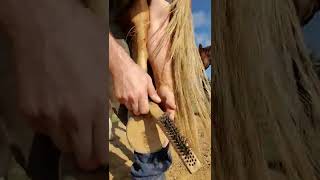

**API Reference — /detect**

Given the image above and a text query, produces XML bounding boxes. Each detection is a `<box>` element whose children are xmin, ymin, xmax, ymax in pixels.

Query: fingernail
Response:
<box><xmin>134</xmin><ymin>111</ymin><xmax>140</xmax><ymax>116</ymax></box>
<box><xmin>152</xmin><ymin>94</ymin><xmax>161</xmax><ymax>102</ymax></box>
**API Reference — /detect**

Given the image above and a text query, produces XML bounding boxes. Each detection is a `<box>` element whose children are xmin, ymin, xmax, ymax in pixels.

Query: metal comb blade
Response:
<box><xmin>157</xmin><ymin>114</ymin><xmax>202</xmax><ymax>173</ymax></box>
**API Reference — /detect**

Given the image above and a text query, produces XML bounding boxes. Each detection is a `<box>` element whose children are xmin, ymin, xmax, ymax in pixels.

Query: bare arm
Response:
<box><xmin>109</xmin><ymin>32</ymin><xmax>161</xmax><ymax>115</ymax></box>
<box><xmin>147</xmin><ymin>0</ymin><xmax>176</xmax><ymax>119</ymax></box>
<box><xmin>109</xmin><ymin>33</ymin><xmax>135</xmax><ymax>78</ymax></box>
<box><xmin>148</xmin><ymin>0</ymin><xmax>172</xmax><ymax>87</ymax></box>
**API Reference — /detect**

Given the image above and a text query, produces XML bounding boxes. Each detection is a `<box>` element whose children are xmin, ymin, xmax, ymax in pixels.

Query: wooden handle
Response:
<box><xmin>149</xmin><ymin>102</ymin><xmax>164</xmax><ymax>119</ymax></box>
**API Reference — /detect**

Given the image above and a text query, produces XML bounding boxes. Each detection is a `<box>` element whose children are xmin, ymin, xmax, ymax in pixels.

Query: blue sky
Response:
<box><xmin>190</xmin><ymin>2</ymin><xmax>320</xmax><ymax>79</ymax></box>
<box><xmin>192</xmin><ymin>0</ymin><xmax>211</xmax><ymax>79</ymax></box>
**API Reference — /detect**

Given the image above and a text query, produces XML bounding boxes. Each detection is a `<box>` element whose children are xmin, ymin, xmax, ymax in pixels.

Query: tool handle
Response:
<box><xmin>149</xmin><ymin>102</ymin><xmax>164</xmax><ymax>119</ymax></box>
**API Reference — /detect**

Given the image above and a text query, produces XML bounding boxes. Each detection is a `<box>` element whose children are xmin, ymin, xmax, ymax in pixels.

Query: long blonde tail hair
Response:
<box><xmin>154</xmin><ymin>0</ymin><xmax>211</xmax><ymax>153</ymax></box>
<box><xmin>213</xmin><ymin>0</ymin><xmax>320</xmax><ymax>179</ymax></box>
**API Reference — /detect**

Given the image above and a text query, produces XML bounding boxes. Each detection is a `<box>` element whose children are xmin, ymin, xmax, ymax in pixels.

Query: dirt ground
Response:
<box><xmin>109</xmin><ymin>118</ymin><xmax>211</xmax><ymax>180</ymax></box>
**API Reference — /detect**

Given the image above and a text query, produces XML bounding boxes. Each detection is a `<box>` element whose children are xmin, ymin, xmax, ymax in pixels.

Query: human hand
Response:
<box><xmin>147</xmin><ymin>0</ymin><xmax>176</xmax><ymax>119</ymax></box>
<box><xmin>157</xmin><ymin>84</ymin><xmax>176</xmax><ymax>120</ymax></box>
<box><xmin>109</xmin><ymin>33</ymin><xmax>161</xmax><ymax>115</ymax></box>
<box><xmin>12</xmin><ymin>1</ymin><xmax>108</xmax><ymax>171</ymax></box>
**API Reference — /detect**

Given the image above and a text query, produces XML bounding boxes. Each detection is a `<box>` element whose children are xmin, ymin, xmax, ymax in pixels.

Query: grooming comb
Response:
<box><xmin>127</xmin><ymin>102</ymin><xmax>202</xmax><ymax>173</ymax></box>
<box><xmin>149</xmin><ymin>102</ymin><xmax>202</xmax><ymax>173</ymax></box>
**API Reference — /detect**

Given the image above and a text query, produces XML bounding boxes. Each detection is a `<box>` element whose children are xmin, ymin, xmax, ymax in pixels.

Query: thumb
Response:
<box><xmin>163</xmin><ymin>91</ymin><xmax>176</xmax><ymax>120</ymax></box>
<box><xmin>167</xmin><ymin>109</ymin><xmax>175</xmax><ymax>120</ymax></box>
<box><xmin>158</xmin><ymin>85</ymin><xmax>176</xmax><ymax>110</ymax></box>
<box><xmin>147</xmin><ymin>80</ymin><xmax>161</xmax><ymax>103</ymax></box>
<box><xmin>164</xmin><ymin>91</ymin><xmax>176</xmax><ymax>110</ymax></box>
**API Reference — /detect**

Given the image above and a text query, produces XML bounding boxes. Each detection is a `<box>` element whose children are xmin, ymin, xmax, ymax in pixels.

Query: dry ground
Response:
<box><xmin>109</xmin><ymin>117</ymin><xmax>211</xmax><ymax>180</ymax></box>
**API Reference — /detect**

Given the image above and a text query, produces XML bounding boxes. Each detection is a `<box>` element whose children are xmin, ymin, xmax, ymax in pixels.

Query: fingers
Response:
<box><xmin>165</xmin><ymin>96</ymin><xmax>176</xmax><ymax>120</ymax></box>
<box><xmin>147</xmin><ymin>78</ymin><xmax>161</xmax><ymax>103</ymax></box>
<box><xmin>135</xmin><ymin>78</ymin><xmax>160</xmax><ymax>115</ymax></box>
<box><xmin>123</xmin><ymin>96</ymin><xmax>143</xmax><ymax>115</ymax></box>
<box><xmin>139</xmin><ymin>93</ymin><xmax>149</xmax><ymax>114</ymax></box>
<box><xmin>132</xmin><ymin>98</ymin><xmax>140</xmax><ymax>115</ymax></box>
<box><xmin>124</xmin><ymin>102</ymin><xmax>132</xmax><ymax>111</ymax></box>
<box><xmin>167</xmin><ymin>109</ymin><xmax>175</xmax><ymax>120</ymax></box>
<box><xmin>133</xmin><ymin>94</ymin><xmax>149</xmax><ymax>115</ymax></box>
<box><xmin>118</xmin><ymin>76</ymin><xmax>161</xmax><ymax>115</ymax></box>
<box><xmin>165</xmin><ymin>95</ymin><xmax>176</xmax><ymax>120</ymax></box>
<box><xmin>157</xmin><ymin>85</ymin><xmax>176</xmax><ymax>120</ymax></box>
<box><xmin>164</xmin><ymin>91</ymin><xmax>176</xmax><ymax>110</ymax></box>
<box><xmin>122</xmin><ymin>77</ymin><xmax>160</xmax><ymax>115</ymax></box>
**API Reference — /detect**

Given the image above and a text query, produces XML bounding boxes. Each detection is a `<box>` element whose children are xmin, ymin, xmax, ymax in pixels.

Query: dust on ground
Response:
<box><xmin>109</xmin><ymin>117</ymin><xmax>211</xmax><ymax>180</ymax></box>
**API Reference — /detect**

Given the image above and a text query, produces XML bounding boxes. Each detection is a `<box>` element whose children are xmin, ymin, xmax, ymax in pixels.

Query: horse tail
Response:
<box><xmin>153</xmin><ymin>0</ymin><xmax>211</xmax><ymax>154</ymax></box>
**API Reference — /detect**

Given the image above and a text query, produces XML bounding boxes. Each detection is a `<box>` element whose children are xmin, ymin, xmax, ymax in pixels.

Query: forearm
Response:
<box><xmin>109</xmin><ymin>33</ymin><xmax>133</xmax><ymax>78</ymax></box>
<box><xmin>147</xmin><ymin>0</ymin><xmax>172</xmax><ymax>87</ymax></box>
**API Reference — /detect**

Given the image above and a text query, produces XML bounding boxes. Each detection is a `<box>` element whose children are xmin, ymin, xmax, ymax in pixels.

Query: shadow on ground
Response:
<box><xmin>109</xmin><ymin>122</ymin><xmax>133</xmax><ymax>180</ymax></box>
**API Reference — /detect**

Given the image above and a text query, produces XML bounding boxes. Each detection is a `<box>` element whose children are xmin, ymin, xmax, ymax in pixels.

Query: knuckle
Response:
<box><xmin>141</xmin><ymin>106</ymin><xmax>149</xmax><ymax>114</ymax></box>
<box><xmin>128</xmin><ymin>93</ymin><xmax>135</xmax><ymax>101</ymax></box>
<box><xmin>117</xmin><ymin>95</ymin><xmax>127</xmax><ymax>103</ymax></box>
<box><xmin>132</xmin><ymin>107</ymin><xmax>138</xmax><ymax>114</ymax></box>
<box><xmin>137</xmin><ymin>89</ymin><xmax>144</xmax><ymax>97</ymax></box>
<box><xmin>146</xmin><ymin>78</ymin><xmax>152</xmax><ymax>85</ymax></box>
<box><xmin>116</xmin><ymin>94</ymin><xmax>123</xmax><ymax>100</ymax></box>
<box><xmin>135</xmin><ymin>111</ymin><xmax>140</xmax><ymax>116</ymax></box>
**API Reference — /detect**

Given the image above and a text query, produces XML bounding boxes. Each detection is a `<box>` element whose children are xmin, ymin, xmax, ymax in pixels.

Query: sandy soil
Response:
<box><xmin>109</xmin><ymin>119</ymin><xmax>211</xmax><ymax>180</ymax></box>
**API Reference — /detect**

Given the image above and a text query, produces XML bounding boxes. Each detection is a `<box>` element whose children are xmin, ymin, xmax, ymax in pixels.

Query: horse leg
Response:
<box><xmin>129</xmin><ymin>0</ymin><xmax>150</xmax><ymax>71</ymax></box>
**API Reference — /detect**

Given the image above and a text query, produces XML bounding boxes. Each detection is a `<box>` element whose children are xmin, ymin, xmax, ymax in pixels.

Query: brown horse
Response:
<box><xmin>198</xmin><ymin>44</ymin><xmax>212</xmax><ymax>70</ymax></box>
<box><xmin>198</xmin><ymin>0</ymin><xmax>319</xmax><ymax>70</ymax></box>
<box><xmin>109</xmin><ymin>0</ymin><xmax>211</xmax><ymax>159</ymax></box>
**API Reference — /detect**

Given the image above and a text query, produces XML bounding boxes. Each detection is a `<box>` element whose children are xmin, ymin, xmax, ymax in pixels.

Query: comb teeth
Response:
<box><xmin>158</xmin><ymin>114</ymin><xmax>201</xmax><ymax>172</ymax></box>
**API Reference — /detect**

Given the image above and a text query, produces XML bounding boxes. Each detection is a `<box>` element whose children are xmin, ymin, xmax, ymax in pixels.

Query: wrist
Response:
<box><xmin>109</xmin><ymin>34</ymin><xmax>133</xmax><ymax>78</ymax></box>
<box><xmin>148</xmin><ymin>43</ymin><xmax>172</xmax><ymax>87</ymax></box>
<box><xmin>151</xmin><ymin>62</ymin><xmax>173</xmax><ymax>88</ymax></box>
